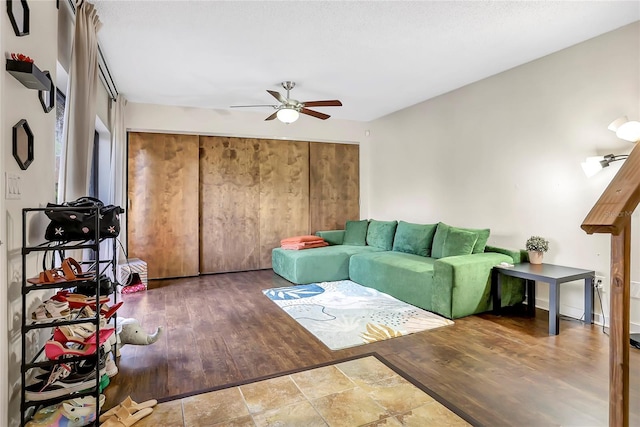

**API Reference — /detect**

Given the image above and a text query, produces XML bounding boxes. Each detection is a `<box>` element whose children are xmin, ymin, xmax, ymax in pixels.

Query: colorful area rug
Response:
<box><xmin>262</xmin><ymin>280</ymin><xmax>454</xmax><ymax>350</ymax></box>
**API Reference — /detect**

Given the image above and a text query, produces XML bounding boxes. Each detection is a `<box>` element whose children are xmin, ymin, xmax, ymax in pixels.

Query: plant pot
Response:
<box><xmin>528</xmin><ymin>250</ymin><xmax>544</xmax><ymax>265</ymax></box>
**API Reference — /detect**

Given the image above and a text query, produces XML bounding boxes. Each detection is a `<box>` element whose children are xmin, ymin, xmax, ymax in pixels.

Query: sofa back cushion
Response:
<box><xmin>392</xmin><ymin>221</ymin><xmax>438</xmax><ymax>257</ymax></box>
<box><xmin>343</xmin><ymin>220</ymin><xmax>369</xmax><ymax>246</ymax></box>
<box><xmin>366</xmin><ymin>220</ymin><xmax>398</xmax><ymax>250</ymax></box>
<box><xmin>431</xmin><ymin>222</ymin><xmax>491</xmax><ymax>258</ymax></box>
<box><xmin>441</xmin><ymin>228</ymin><xmax>478</xmax><ymax>257</ymax></box>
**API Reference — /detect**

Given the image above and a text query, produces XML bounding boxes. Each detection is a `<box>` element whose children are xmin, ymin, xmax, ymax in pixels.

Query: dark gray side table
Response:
<box><xmin>491</xmin><ymin>263</ymin><xmax>595</xmax><ymax>335</ymax></box>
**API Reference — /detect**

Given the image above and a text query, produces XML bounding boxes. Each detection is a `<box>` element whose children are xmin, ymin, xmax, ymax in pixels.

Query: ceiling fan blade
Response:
<box><xmin>301</xmin><ymin>100</ymin><xmax>343</xmax><ymax>107</ymax></box>
<box><xmin>230</xmin><ymin>104</ymin><xmax>278</xmax><ymax>108</ymax></box>
<box><xmin>301</xmin><ymin>108</ymin><xmax>330</xmax><ymax>120</ymax></box>
<box><xmin>265</xmin><ymin>112</ymin><xmax>278</xmax><ymax>121</ymax></box>
<box><xmin>267</xmin><ymin>90</ymin><xmax>286</xmax><ymax>104</ymax></box>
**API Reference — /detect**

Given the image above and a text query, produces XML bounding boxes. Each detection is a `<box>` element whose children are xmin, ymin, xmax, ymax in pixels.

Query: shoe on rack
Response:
<box><xmin>44</xmin><ymin>340</ymin><xmax>99</xmax><ymax>361</ymax></box>
<box><xmin>31</xmin><ymin>300</ymin><xmax>71</xmax><ymax>323</ymax></box>
<box><xmin>76</xmin><ymin>302</ymin><xmax>123</xmax><ymax>321</ymax></box>
<box><xmin>35</xmin><ymin>350</ymin><xmax>108</xmax><ymax>381</ymax></box>
<box><xmin>105</xmin><ymin>358</ymin><xmax>118</xmax><ymax>378</ymax></box>
<box><xmin>59</xmin><ymin>293</ymin><xmax>111</xmax><ymax>310</ymax></box>
<box><xmin>25</xmin><ymin>364</ymin><xmax>99</xmax><ymax>401</ymax></box>
<box><xmin>54</xmin><ymin>324</ymin><xmax>95</xmax><ymax>341</ymax></box>
<box><xmin>25</xmin><ymin>394</ymin><xmax>105</xmax><ymax>427</ymax></box>
<box><xmin>99</xmin><ymin>374</ymin><xmax>110</xmax><ymax>393</ymax></box>
<box><xmin>26</xmin><ymin>269</ymin><xmax>67</xmax><ymax>286</ymax></box>
<box><xmin>61</xmin><ymin>257</ymin><xmax>96</xmax><ymax>281</ymax></box>
<box><xmin>53</xmin><ymin>327</ymin><xmax>115</xmax><ymax>346</ymax></box>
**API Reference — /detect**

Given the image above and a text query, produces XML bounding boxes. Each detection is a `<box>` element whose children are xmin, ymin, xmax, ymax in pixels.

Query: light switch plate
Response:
<box><xmin>6</xmin><ymin>172</ymin><xmax>21</xmax><ymax>200</ymax></box>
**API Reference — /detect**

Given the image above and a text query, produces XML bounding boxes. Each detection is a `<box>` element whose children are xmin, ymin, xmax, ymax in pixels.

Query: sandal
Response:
<box><xmin>100</xmin><ymin>302</ymin><xmax>123</xmax><ymax>319</ymax></box>
<box><xmin>54</xmin><ymin>324</ymin><xmax>95</xmax><ymax>341</ymax></box>
<box><xmin>61</xmin><ymin>257</ymin><xmax>96</xmax><ymax>281</ymax></box>
<box><xmin>53</xmin><ymin>326</ymin><xmax>114</xmax><ymax>346</ymax></box>
<box><xmin>44</xmin><ymin>340</ymin><xmax>99</xmax><ymax>360</ymax></box>
<box><xmin>27</xmin><ymin>269</ymin><xmax>67</xmax><ymax>285</ymax></box>
<box><xmin>31</xmin><ymin>300</ymin><xmax>71</xmax><ymax>323</ymax></box>
<box><xmin>99</xmin><ymin>403</ymin><xmax>154</xmax><ymax>426</ymax></box>
<box><xmin>99</xmin><ymin>396</ymin><xmax>157</xmax><ymax>423</ymax></box>
<box><xmin>78</xmin><ymin>302</ymin><xmax>122</xmax><ymax>321</ymax></box>
<box><xmin>56</xmin><ymin>292</ymin><xmax>111</xmax><ymax>309</ymax></box>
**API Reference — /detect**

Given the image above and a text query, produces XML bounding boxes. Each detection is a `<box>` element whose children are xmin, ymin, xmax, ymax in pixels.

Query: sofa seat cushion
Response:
<box><xmin>272</xmin><ymin>245</ymin><xmax>384</xmax><ymax>285</ymax></box>
<box><xmin>349</xmin><ymin>251</ymin><xmax>436</xmax><ymax>312</ymax></box>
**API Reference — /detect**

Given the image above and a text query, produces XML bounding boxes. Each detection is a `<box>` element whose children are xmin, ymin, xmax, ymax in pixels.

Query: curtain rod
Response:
<box><xmin>66</xmin><ymin>0</ymin><xmax>119</xmax><ymax>101</ymax></box>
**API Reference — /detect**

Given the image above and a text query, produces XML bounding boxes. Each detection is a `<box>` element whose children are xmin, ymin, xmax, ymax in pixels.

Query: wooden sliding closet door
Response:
<box><xmin>259</xmin><ymin>140</ymin><xmax>310</xmax><ymax>268</ymax></box>
<box><xmin>199</xmin><ymin>136</ymin><xmax>260</xmax><ymax>273</ymax></box>
<box><xmin>310</xmin><ymin>142</ymin><xmax>360</xmax><ymax>232</ymax></box>
<box><xmin>127</xmin><ymin>132</ymin><xmax>200</xmax><ymax>279</ymax></box>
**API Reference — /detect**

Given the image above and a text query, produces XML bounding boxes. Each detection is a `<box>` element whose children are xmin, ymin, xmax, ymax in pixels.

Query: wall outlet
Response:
<box><xmin>595</xmin><ymin>275</ymin><xmax>606</xmax><ymax>291</ymax></box>
<box><xmin>5</xmin><ymin>172</ymin><xmax>21</xmax><ymax>200</ymax></box>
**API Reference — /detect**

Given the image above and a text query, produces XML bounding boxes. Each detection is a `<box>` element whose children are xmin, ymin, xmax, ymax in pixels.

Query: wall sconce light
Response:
<box><xmin>581</xmin><ymin>154</ymin><xmax>629</xmax><ymax>177</ymax></box>
<box><xmin>608</xmin><ymin>116</ymin><xmax>640</xmax><ymax>142</ymax></box>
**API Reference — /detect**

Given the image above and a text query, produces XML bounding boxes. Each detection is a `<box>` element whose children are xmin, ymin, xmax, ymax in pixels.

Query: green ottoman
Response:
<box><xmin>272</xmin><ymin>245</ymin><xmax>383</xmax><ymax>284</ymax></box>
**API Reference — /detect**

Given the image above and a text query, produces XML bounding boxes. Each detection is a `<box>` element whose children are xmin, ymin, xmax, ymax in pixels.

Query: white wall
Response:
<box><xmin>1</xmin><ymin>3</ymin><xmax>112</xmax><ymax>424</ymax></box>
<box><xmin>2</xmin><ymin>2</ymin><xmax>58</xmax><ymax>425</ymax></box>
<box><xmin>369</xmin><ymin>22</ymin><xmax>640</xmax><ymax>330</ymax></box>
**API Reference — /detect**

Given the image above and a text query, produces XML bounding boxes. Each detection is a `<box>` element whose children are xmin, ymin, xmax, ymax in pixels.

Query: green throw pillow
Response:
<box><xmin>343</xmin><ymin>220</ymin><xmax>369</xmax><ymax>246</ymax></box>
<box><xmin>431</xmin><ymin>222</ymin><xmax>490</xmax><ymax>258</ymax></box>
<box><xmin>366</xmin><ymin>220</ymin><xmax>398</xmax><ymax>250</ymax></box>
<box><xmin>392</xmin><ymin>221</ymin><xmax>437</xmax><ymax>257</ymax></box>
<box><xmin>461</xmin><ymin>226</ymin><xmax>490</xmax><ymax>254</ymax></box>
<box><xmin>441</xmin><ymin>228</ymin><xmax>478</xmax><ymax>258</ymax></box>
<box><xmin>431</xmin><ymin>223</ymin><xmax>449</xmax><ymax>259</ymax></box>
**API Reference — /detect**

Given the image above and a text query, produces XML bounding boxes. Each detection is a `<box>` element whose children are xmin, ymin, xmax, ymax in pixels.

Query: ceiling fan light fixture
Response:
<box><xmin>277</xmin><ymin>108</ymin><xmax>299</xmax><ymax>124</ymax></box>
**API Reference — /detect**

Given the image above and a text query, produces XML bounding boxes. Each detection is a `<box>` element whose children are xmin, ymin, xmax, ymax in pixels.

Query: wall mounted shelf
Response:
<box><xmin>6</xmin><ymin>59</ymin><xmax>50</xmax><ymax>91</ymax></box>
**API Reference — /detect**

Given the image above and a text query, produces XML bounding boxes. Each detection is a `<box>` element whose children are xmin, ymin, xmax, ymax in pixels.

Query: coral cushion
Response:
<box><xmin>281</xmin><ymin>235</ymin><xmax>325</xmax><ymax>244</ymax></box>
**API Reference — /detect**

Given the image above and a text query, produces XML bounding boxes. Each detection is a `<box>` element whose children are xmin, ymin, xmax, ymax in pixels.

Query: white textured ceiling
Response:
<box><xmin>92</xmin><ymin>1</ymin><xmax>639</xmax><ymax>122</ymax></box>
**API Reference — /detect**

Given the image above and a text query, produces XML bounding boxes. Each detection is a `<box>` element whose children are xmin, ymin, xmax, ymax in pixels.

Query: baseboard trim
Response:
<box><xmin>533</xmin><ymin>298</ymin><xmax>640</xmax><ymax>332</ymax></box>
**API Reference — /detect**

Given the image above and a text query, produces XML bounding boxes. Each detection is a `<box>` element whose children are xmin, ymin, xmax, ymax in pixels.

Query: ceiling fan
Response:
<box><xmin>230</xmin><ymin>81</ymin><xmax>342</xmax><ymax>123</ymax></box>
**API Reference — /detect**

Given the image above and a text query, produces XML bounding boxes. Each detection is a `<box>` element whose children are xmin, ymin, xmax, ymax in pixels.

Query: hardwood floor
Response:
<box><xmin>105</xmin><ymin>270</ymin><xmax>640</xmax><ymax>426</ymax></box>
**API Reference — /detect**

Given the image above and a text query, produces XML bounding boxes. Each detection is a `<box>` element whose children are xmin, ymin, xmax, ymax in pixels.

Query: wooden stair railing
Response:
<box><xmin>581</xmin><ymin>141</ymin><xmax>640</xmax><ymax>427</ymax></box>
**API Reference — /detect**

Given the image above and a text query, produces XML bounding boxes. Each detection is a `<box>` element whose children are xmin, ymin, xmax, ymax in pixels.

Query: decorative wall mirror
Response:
<box><xmin>12</xmin><ymin>119</ymin><xmax>34</xmax><ymax>170</ymax></box>
<box><xmin>39</xmin><ymin>71</ymin><xmax>55</xmax><ymax>113</ymax></box>
<box><xmin>7</xmin><ymin>0</ymin><xmax>30</xmax><ymax>36</ymax></box>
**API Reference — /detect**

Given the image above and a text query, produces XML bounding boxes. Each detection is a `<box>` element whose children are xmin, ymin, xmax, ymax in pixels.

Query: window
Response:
<box><xmin>54</xmin><ymin>89</ymin><xmax>65</xmax><ymax>201</ymax></box>
<box><xmin>54</xmin><ymin>89</ymin><xmax>104</xmax><ymax>201</ymax></box>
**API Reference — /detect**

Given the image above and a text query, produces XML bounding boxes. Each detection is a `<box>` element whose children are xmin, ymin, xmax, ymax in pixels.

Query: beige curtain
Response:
<box><xmin>58</xmin><ymin>0</ymin><xmax>102</xmax><ymax>202</ymax></box>
<box><xmin>108</xmin><ymin>94</ymin><xmax>128</xmax><ymax>263</ymax></box>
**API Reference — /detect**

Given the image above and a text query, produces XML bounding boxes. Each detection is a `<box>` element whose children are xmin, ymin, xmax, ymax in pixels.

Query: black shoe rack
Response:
<box><xmin>19</xmin><ymin>206</ymin><xmax>121</xmax><ymax>426</ymax></box>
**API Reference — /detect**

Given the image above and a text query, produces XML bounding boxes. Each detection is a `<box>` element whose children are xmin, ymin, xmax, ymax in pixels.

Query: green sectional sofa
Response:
<box><xmin>271</xmin><ymin>220</ymin><xmax>525</xmax><ymax>319</ymax></box>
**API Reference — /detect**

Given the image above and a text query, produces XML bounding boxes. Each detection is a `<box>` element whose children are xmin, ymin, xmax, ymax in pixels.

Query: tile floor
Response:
<box><xmin>131</xmin><ymin>355</ymin><xmax>470</xmax><ymax>427</ymax></box>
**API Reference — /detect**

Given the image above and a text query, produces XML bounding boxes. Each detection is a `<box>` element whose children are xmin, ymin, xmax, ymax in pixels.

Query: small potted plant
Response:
<box><xmin>526</xmin><ymin>236</ymin><xmax>549</xmax><ymax>264</ymax></box>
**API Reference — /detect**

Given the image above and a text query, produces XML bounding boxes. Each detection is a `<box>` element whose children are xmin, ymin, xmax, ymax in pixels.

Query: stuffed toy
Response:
<box><xmin>115</xmin><ymin>317</ymin><xmax>162</xmax><ymax>356</ymax></box>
